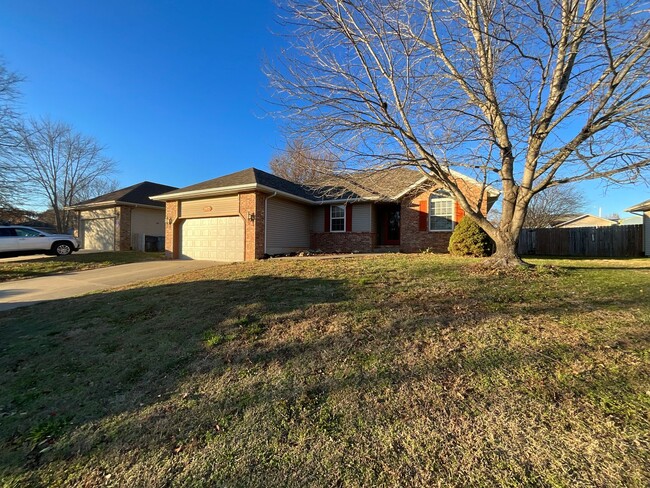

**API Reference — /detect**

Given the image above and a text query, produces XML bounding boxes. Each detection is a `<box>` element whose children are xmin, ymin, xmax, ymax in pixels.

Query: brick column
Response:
<box><xmin>116</xmin><ymin>206</ymin><xmax>133</xmax><ymax>251</ymax></box>
<box><xmin>239</xmin><ymin>191</ymin><xmax>265</xmax><ymax>261</ymax></box>
<box><xmin>165</xmin><ymin>201</ymin><xmax>180</xmax><ymax>259</ymax></box>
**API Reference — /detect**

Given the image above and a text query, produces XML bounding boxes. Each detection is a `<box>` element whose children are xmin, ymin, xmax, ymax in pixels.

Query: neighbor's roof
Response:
<box><xmin>68</xmin><ymin>181</ymin><xmax>178</xmax><ymax>210</ymax></box>
<box><xmin>152</xmin><ymin>166</ymin><xmax>500</xmax><ymax>204</ymax></box>
<box><xmin>625</xmin><ymin>199</ymin><xmax>650</xmax><ymax>213</ymax></box>
<box><xmin>553</xmin><ymin>213</ymin><xmax>617</xmax><ymax>228</ymax></box>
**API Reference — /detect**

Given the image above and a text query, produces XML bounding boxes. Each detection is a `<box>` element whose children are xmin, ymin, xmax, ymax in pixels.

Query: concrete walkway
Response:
<box><xmin>0</xmin><ymin>260</ymin><xmax>218</xmax><ymax>312</ymax></box>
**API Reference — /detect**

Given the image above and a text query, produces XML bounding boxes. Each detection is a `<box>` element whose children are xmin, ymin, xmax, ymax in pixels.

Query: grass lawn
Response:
<box><xmin>0</xmin><ymin>254</ymin><xmax>648</xmax><ymax>486</ymax></box>
<box><xmin>0</xmin><ymin>251</ymin><xmax>165</xmax><ymax>282</ymax></box>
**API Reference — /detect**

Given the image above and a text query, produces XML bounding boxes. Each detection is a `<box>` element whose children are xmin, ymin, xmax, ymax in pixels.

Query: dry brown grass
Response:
<box><xmin>1</xmin><ymin>254</ymin><xmax>648</xmax><ymax>486</ymax></box>
<box><xmin>0</xmin><ymin>251</ymin><xmax>165</xmax><ymax>282</ymax></box>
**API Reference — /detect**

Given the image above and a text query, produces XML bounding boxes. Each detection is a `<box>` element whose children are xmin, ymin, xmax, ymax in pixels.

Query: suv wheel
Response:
<box><xmin>53</xmin><ymin>242</ymin><xmax>73</xmax><ymax>256</ymax></box>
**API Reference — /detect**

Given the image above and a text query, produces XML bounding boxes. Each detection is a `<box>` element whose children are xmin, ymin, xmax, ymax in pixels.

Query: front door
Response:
<box><xmin>380</xmin><ymin>206</ymin><xmax>400</xmax><ymax>245</ymax></box>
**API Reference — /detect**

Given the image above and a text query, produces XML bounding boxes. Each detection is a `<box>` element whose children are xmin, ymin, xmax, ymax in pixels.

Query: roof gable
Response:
<box><xmin>553</xmin><ymin>214</ymin><xmax>617</xmax><ymax>227</ymax></box>
<box><xmin>154</xmin><ymin>168</ymin><xmax>317</xmax><ymax>202</ymax></box>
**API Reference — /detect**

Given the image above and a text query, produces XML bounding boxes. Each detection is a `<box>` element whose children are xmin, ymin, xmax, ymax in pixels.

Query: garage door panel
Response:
<box><xmin>180</xmin><ymin>217</ymin><xmax>244</xmax><ymax>261</ymax></box>
<box><xmin>82</xmin><ymin>218</ymin><xmax>115</xmax><ymax>251</ymax></box>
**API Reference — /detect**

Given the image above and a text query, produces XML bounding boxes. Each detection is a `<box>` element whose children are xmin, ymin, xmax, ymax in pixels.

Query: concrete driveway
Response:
<box><xmin>0</xmin><ymin>260</ymin><xmax>218</xmax><ymax>312</ymax></box>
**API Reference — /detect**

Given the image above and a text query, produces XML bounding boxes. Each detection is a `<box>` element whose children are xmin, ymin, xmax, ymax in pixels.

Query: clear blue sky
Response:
<box><xmin>1</xmin><ymin>0</ymin><xmax>647</xmax><ymax>217</ymax></box>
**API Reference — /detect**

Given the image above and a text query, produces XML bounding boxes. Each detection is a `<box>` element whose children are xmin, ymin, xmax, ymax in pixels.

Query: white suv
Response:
<box><xmin>0</xmin><ymin>226</ymin><xmax>80</xmax><ymax>257</ymax></box>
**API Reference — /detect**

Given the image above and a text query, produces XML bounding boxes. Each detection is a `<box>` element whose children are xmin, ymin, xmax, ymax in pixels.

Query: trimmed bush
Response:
<box><xmin>448</xmin><ymin>217</ymin><xmax>492</xmax><ymax>257</ymax></box>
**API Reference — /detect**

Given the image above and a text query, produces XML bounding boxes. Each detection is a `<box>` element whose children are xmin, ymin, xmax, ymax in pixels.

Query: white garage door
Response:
<box><xmin>180</xmin><ymin>217</ymin><xmax>245</xmax><ymax>261</ymax></box>
<box><xmin>82</xmin><ymin>218</ymin><xmax>115</xmax><ymax>251</ymax></box>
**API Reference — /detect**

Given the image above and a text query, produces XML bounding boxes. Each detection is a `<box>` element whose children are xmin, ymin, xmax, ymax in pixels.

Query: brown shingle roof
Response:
<box><xmin>308</xmin><ymin>167</ymin><xmax>426</xmax><ymax>200</ymax></box>
<box><xmin>69</xmin><ymin>181</ymin><xmax>178</xmax><ymax>209</ymax></box>
<box><xmin>152</xmin><ymin>166</ymin><xmax>498</xmax><ymax>204</ymax></box>
<box><xmin>154</xmin><ymin>168</ymin><xmax>318</xmax><ymax>201</ymax></box>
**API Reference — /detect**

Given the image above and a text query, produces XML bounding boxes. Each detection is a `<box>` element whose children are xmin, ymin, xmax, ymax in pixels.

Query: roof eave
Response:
<box><xmin>65</xmin><ymin>200</ymin><xmax>118</xmax><ymax>211</ymax></box>
<box><xmin>624</xmin><ymin>202</ymin><xmax>650</xmax><ymax>213</ymax></box>
<box><xmin>65</xmin><ymin>200</ymin><xmax>164</xmax><ymax>211</ymax></box>
<box><xmin>151</xmin><ymin>183</ymin><xmax>319</xmax><ymax>205</ymax></box>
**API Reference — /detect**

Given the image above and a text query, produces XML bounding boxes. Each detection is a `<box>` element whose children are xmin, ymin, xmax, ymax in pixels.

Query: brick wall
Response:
<box><xmin>400</xmin><ymin>181</ymin><xmax>488</xmax><ymax>253</ymax></box>
<box><xmin>311</xmin><ymin>232</ymin><xmax>375</xmax><ymax>253</ymax></box>
<box><xmin>116</xmin><ymin>206</ymin><xmax>132</xmax><ymax>251</ymax></box>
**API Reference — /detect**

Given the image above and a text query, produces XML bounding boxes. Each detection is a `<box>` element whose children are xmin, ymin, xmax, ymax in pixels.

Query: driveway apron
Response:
<box><xmin>0</xmin><ymin>260</ymin><xmax>219</xmax><ymax>311</ymax></box>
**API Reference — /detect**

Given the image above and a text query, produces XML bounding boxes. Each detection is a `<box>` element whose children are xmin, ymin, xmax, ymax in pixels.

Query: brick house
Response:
<box><xmin>151</xmin><ymin>167</ymin><xmax>500</xmax><ymax>261</ymax></box>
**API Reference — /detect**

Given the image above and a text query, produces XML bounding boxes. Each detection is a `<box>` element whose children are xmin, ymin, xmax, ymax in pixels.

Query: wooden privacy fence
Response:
<box><xmin>518</xmin><ymin>225</ymin><xmax>644</xmax><ymax>257</ymax></box>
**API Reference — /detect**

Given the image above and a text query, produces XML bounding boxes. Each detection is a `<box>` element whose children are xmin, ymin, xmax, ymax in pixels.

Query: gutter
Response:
<box><xmin>65</xmin><ymin>200</ymin><xmax>164</xmax><ymax>211</ymax></box>
<box><xmin>264</xmin><ymin>192</ymin><xmax>277</xmax><ymax>255</ymax></box>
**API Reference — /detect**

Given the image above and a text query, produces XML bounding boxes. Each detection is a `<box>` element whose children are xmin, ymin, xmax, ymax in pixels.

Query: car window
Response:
<box><xmin>0</xmin><ymin>228</ymin><xmax>17</xmax><ymax>237</ymax></box>
<box><xmin>14</xmin><ymin>228</ymin><xmax>42</xmax><ymax>237</ymax></box>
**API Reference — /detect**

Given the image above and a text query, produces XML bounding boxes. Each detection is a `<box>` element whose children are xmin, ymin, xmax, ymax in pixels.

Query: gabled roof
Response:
<box><xmin>308</xmin><ymin>167</ymin><xmax>500</xmax><ymax>210</ymax></box>
<box><xmin>153</xmin><ymin>168</ymin><xmax>317</xmax><ymax>202</ymax></box>
<box><xmin>152</xmin><ymin>166</ymin><xmax>500</xmax><ymax>205</ymax></box>
<box><xmin>68</xmin><ymin>181</ymin><xmax>178</xmax><ymax>210</ymax></box>
<box><xmin>625</xmin><ymin>199</ymin><xmax>650</xmax><ymax>213</ymax></box>
<box><xmin>553</xmin><ymin>214</ymin><xmax>617</xmax><ymax>228</ymax></box>
<box><xmin>308</xmin><ymin>167</ymin><xmax>424</xmax><ymax>200</ymax></box>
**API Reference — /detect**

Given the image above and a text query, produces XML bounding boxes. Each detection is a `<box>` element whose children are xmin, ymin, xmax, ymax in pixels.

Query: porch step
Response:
<box><xmin>373</xmin><ymin>246</ymin><xmax>400</xmax><ymax>254</ymax></box>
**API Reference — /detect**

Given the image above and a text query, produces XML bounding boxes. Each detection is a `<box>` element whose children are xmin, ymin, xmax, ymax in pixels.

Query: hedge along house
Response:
<box><xmin>152</xmin><ymin>167</ymin><xmax>499</xmax><ymax>262</ymax></box>
<box><xmin>68</xmin><ymin>181</ymin><xmax>178</xmax><ymax>251</ymax></box>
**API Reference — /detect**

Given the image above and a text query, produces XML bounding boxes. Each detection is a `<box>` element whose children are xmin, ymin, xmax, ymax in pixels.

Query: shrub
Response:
<box><xmin>448</xmin><ymin>217</ymin><xmax>493</xmax><ymax>257</ymax></box>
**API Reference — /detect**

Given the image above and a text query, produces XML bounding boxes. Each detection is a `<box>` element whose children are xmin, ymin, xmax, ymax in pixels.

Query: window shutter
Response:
<box><xmin>346</xmin><ymin>205</ymin><xmax>353</xmax><ymax>232</ymax></box>
<box><xmin>419</xmin><ymin>200</ymin><xmax>428</xmax><ymax>231</ymax></box>
<box><xmin>324</xmin><ymin>205</ymin><xmax>330</xmax><ymax>232</ymax></box>
<box><xmin>455</xmin><ymin>201</ymin><xmax>465</xmax><ymax>222</ymax></box>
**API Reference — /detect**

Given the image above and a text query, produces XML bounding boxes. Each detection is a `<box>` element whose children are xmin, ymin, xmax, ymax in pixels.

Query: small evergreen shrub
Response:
<box><xmin>448</xmin><ymin>217</ymin><xmax>493</xmax><ymax>257</ymax></box>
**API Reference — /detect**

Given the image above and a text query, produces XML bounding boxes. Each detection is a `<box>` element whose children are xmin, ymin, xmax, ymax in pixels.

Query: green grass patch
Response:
<box><xmin>0</xmin><ymin>251</ymin><xmax>165</xmax><ymax>282</ymax></box>
<box><xmin>0</xmin><ymin>254</ymin><xmax>648</xmax><ymax>486</ymax></box>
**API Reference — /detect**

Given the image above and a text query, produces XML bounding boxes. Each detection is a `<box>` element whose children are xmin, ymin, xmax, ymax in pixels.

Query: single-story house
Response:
<box><xmin>553</xmin><ymin>214</ymin><xmax>618</xmax><ymax>228</ymax></box>
<box><xmin>68</xmin><ymin>181</ymin><xmax>177</xmax><ymax>251</ymax></box>
<box><xmin>151</xmin><ymin>167</ymin><xmax>499</xmax><ymax>261</ymax></box>
<box><xmin>624</xmin><ymin>199</ymin><xmax>650</xmax><ymax>256</ymax></box>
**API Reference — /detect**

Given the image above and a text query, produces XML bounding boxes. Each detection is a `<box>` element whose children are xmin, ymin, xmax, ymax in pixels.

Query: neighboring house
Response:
<box><xmin>618</xmin><ymin>214</ymin><xmax>643</xmax><ymax>226</ymax></box>
<box><xmin>68</xmin><ymin>181</ymin><xmax>178</xmax><ymax>251</ymax></box>
<box><xmin>624</xmin><ymin>199</ymin><xmax>650</xmax><ymax>256</ymax></box>
<box><xmin>151</xmin><ymin>167</ymin><xmax>499</xmax><ymax>261</ymax></box>
<box><xmin>552</xmin><ymin>214</ymin><xmax>618</xmax><ymax>228</ymax></box>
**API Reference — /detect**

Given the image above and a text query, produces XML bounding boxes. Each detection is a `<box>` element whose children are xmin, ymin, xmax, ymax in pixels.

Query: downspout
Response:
<box><xmin>264</xmin><ymin>192</ymin><xmax>277</xmax><ymax>255</ymax></box>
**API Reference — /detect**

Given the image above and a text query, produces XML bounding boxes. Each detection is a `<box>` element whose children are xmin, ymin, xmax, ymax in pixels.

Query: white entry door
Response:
<box><xmin>180</xmin><ymin>217</ymin><xmax>245</xmax><ymax>261</ymax></box>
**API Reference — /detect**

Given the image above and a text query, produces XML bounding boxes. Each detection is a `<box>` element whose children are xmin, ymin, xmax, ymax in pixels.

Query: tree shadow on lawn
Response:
<box><xmin>19</xmin><ymin>304</ymin><xmax>648</xmax><ymax>486</ymax></box>
<box><xmin>0</xmin><ymin>274</ymin><xmax>346</xmax><ymax>474</ymax></box>
<box><xmin>1</xmin><ymin>270</ymin><xmax>646</xmax><ymax>484</ymax></box>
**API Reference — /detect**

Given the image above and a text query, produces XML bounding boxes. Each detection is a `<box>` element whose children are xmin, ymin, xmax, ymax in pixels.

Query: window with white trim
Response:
<box><xmin>429</xmin><ymin>191</ymin><xmax>455</xmax><ymax>231</ymax></box>
<box><xmin>330</xmin><ymin>205</ymin><xmax>345</xmax><ymax>232</ymax></box>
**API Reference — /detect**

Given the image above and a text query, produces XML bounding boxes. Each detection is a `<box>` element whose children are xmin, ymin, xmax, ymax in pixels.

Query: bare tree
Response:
<box><xmin>524</xmin><ymin>185</ymin><xmax>587</xmax><ymax>228</ymax></box>
<box><xmin>15</xmin><ymin>118</ymin><xmax>116</xmax><ymax>233</ymax></box>
<box><xmin>269</xmin><ymin>139</ymin><xmax>340</xmax><ymax>183</ymax></box>
<box><xmin>0</xmin><ymin>59</ymin><xmax>24</xmax><ymax>208</ymax></box>
<box><xmin>268</xmin><ymin>0</ymin><xmax>650</xmax><ymax>266</ymax></box>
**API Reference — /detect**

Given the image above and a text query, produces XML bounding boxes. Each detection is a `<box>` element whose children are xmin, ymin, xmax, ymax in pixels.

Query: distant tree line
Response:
<box><xmin>0</xmin><ymin>58</ymin><xmax>116</xmax><ymax>233</ymax></box>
